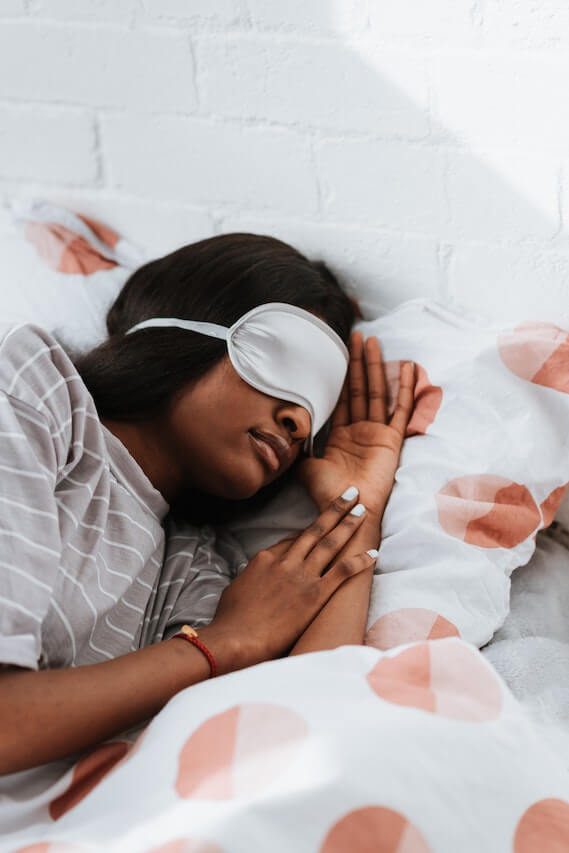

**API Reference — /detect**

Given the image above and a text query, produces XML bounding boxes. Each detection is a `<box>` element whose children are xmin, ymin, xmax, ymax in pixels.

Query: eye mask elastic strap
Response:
<box><xmin>126</xmin><ymin>317</ymin><xmax>229</xmax><ymax>340</ymax></box>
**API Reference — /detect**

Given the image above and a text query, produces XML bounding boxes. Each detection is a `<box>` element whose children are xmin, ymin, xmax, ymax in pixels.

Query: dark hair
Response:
<box><xmin>74</xmin><ymin>232</ymin><xmax>355</xmax><ymax>522</ymax></box>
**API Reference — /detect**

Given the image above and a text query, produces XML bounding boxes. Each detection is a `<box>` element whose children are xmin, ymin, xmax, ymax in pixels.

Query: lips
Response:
<box><xmin>249</xmin><ymin>430</ymin><xmax>291</xmax><ymax>473</ymax></box>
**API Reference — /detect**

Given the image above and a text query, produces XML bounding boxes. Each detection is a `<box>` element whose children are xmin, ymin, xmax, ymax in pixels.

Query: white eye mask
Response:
<box><xmin>126</xmin><ymin>302</ymin><xmax>349</xmax><ymax>455</ymax></box>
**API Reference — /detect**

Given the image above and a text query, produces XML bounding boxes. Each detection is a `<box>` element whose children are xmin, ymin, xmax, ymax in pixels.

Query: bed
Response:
<box><xmin>1</xmin><ymin>202</ymin><xmax>569</xmax><ymax>852</ymax></box>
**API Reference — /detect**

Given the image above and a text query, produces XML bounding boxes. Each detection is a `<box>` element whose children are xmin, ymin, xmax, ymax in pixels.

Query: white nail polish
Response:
<box><xmin>350</xmin><ymin>503</ymin><xmax>366</xmax><ymax>517</ymax></box>
<box><xmin>341</xmin><ymin>485</ymin><xmax>358</xmax><ymax>501</ymax></box>
<box><xmin>366</xmin><ymin>549</ymin><xmax>379</xmax><ymax>558</ymax></box>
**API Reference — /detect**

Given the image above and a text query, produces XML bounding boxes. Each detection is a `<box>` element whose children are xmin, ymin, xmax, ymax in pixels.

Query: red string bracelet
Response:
<box><xmin>172</xmin><ymin>625</ymin><xmax>217</xmax><ymax>678</ymax></box>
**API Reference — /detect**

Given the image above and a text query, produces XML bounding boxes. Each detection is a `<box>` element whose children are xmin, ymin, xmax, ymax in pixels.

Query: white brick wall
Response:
<box><xmin>1</xmin><ymin>0</ymin><xmax>569</xmax><ymax>323</ymax></box>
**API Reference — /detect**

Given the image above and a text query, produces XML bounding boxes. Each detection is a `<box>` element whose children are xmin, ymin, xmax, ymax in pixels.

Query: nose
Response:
<box><xmin>276</xmin><ymin>402</ymin><xmax>311</xmax><ymax>443</ymax></box>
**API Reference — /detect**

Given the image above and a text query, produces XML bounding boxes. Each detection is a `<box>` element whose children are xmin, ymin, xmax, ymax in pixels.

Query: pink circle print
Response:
<box><xmin>365</xmin><ymin>609</ymin><xmax>460</xmax><ymax>651</ymax></box>
<box><xmin>49</xmin><ymin>741</ymin><xmax>130</xmax><ymax>821</ymax></box>
<box><xmin>366</xmin><ymin>640</ymin><xmax>503</xmax><ymax>721</ymax></box>
<box><xmin>498</xmin><ymin>322</ymin><xmax>569</xmax><ymax>394</ymax></box>
<box><xmin>320</xmin><ymin>805</ymin><xmax>430</xmax><ymax>853</ymax></box>
<box><xmin>436</xmin><ymin>474</ymin><xmax>541</xmax><ymax>548</ymax></box>
<box><xmin>540</xmin><ymin>484</ymin><xmax>568</xmax><ymax>529</ymax></box>
<box><xmin>148</xmin><ymin>841</ymin><xmax>223</xmax><ymax>853</ymax></box>
<box><xmin>384</xmin><ymin>360</ymin><xmax>442</xmax><ymax>437</ymax></box>
<box><xmin>13</xmin><ymin>845</ymin><xmax>84</xmax><ymax>853</ymax></box>
<box><xmin>176</xmin><ymin>703</ymin><xmax>308</xmax><ymax>800</ymax></box>
<box><xmin>25</xmin><ymin>215</ymin><xmax>118</xmax><ymax>275</ymax></box>
<box><xmin>514</xmin><ymin>799</ymin><xmax>569</xmax><ymax>852</ymax></box>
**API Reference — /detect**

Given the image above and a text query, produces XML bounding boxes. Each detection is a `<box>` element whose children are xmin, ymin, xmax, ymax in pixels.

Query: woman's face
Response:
<box><xmin>164</xmin><ymin>355</ymin><xmax>312</xmax><ymax>499</ymax></box>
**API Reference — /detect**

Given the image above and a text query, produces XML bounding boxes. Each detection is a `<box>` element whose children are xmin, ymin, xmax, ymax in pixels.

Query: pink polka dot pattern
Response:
<box><xmin>540</xmin><ymin>484</ymin><xmax>568</xmax><ymax>529</ymax></box>
<box><xmin>319</xmin><ymin>805</ymin><xmax>431</xmax><ymax>853</ymax></box>
<box><xmin>49</xmin><ymin>741</ymin><xmax>130</xmax><ymax>821</ymax></box>
<box><xmin>25</xmin><ymin>217</ymin><xmax>118</xmax><ymax>275</ymax></box>
<box><xmin>436</xmin><ymin>474</ymin><xmax>541</xmax><ymax>548</ymax></box>
<box><xmin>176</xmin><ymin>703</ymin><xmax>308</xmax><ymax>800</ymax></box>
<box><xmin>365</xmin><ymin>609</ymin><xmax>460</xmax><ymax>651</ymax></box>
<box><xmin>148</xmin><ymin>840</ymin><xmax>223</xmax><ymax>853</ymax></box>
<box><xmin>366</xmin><ymin>641</ymin><xmax>503</xmax><ymax>721</ymax></box>
<box><xmin>13</xmin><ymin>845</ymin><xmax>83</xmax><ymax>853</ymax></box>
<box><xmin>77</xmin><ymin>214</ymin><xmax>119</xmax><ymax>249</ymax></box>
<box><xmin>514</xmin><ymin>799</ymin><xmax>569</xmax><ymax>852</ymax></box>
<box><xmin>384</xmin><ymin>360</ymin><xmax>442</xmax><ymax>437</ymax></box>
<box><xmin>498</xmin><ymin>322</ymin><xmax>569</xmax><ymax>394</ymax></box>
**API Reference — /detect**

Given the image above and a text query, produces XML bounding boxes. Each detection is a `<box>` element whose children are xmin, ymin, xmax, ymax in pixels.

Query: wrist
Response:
<box><xmin>198</xmin><ymin>623</ymin><xmax>261</xmax><ymax>676</ymax></box>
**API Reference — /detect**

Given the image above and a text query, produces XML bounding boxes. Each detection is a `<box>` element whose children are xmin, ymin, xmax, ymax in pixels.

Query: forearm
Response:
<box><xmin>0</xmin><ymin>623</ymin><xmax>242</xmax><ymax>775</ymax></box>
<box><xmin>289</xmin><ymin>513</ymin><xmax>379</xmax><ymax>655</ymax></box>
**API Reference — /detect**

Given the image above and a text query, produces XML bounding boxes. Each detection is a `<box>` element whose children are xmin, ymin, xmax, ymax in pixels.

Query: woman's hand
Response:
<box><xmin>205</xmin><ymin>488</ymin><xmax>377</xmax><ymax>670</ymax></box>
<box><xmin>297</xmin><ymin>331</ymin><xmax>415</xmax><ymax>520</ymax></box>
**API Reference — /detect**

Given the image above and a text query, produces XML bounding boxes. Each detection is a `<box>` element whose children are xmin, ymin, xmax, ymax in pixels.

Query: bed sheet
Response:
<box><xmin>2</xmin><ymin>539</ymin><xmax>569</xmax><ymax>851</ymax></box>
<box><xmin>2</xmin><ymin>638</ymin><xmax>569</xmax><ymax>853</ymax></box>
<box><xmin>483</xmin><ymin>525</ymin><xmax>569</xmax><ymax>765</ymax></box>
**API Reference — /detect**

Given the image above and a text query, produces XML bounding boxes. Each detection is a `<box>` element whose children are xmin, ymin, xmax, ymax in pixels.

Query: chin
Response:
<box><xmin>213</xmin><ymin>469</ymin><xmax>265</xmax><ymax>501</ymax></box>
<box><xmin>229</xmin><ymin>481</ymin><xmax>260</xmax><ymax>500</ymax></box>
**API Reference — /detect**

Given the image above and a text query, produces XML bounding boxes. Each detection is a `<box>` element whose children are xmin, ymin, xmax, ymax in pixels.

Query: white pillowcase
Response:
<box><xmin>0</xmin><ymin>199</ymin><xmax>140</xmax><ymax>351</ymax></box>
<box><xmin>228</xmin><ymin>299</ymin><xmax>569</xmax><ymax>650</ymax></box>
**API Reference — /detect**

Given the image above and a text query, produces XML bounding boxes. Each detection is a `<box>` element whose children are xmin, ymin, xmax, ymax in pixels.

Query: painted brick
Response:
<box><xmin>0</xmin><ymin>22</ymin><xmax>196</xmax><ymax>111</ymax></box>
<box><xmin>450</xmin><ymin>243</ymin><xmax>569</xmax><ymax>325</ymax></box>
<box><xmin>29</xmin><ymin>0</ymin><xmax>135</xmax><ymax>23</ymax></box>
<box><xmin>482</xmin><ymin>0</ymin><xmax>569</xmax><ymax>49</ymax></box>
<box><xmin>217</xmin><ymin>213</ymin><xmax>441</xmax><ymax>315</ymax></box>
<box><xmin>197</xmin><ymin>36</ymin><xmax>429</xmax><ymax>138</ymax></box>
<box><xmin>367</xmin><ymin>0</ymin><xmax>481</xmax><ymax>42</ymax></box>
<box><xmin>143</xmin><ymin>0</ymin><xmax>248</xmax><ymax>27</ymax></box>
<box><xmin>247</xmin><ymin>0</ymin><xmax>368</xmax><ymax>35</ymax></box>
<box><xmin>102</xmin><ymin>116</ymin><xmax>318</xmax><ymax>213</ymax></box>
<box><xmin>556</xmin><ymin>161</ymin><xmax>569</xmax><ymax>251</ymax></box>
<box><xmin>0</xmin><ymin>0</ymin><xmax>26</xmax><ymax>15</ymax></box>
<box><xmin>0</xmin><ymin>107</ymin><xmax>96</xmax><ymax>185</ymax></box>
<box><xmin>434</xmin><ymin>52</ymin><xmax>569</xmax><ymax>152</ymax></box>
<box><xmin>317</xmin><ymin>139</ymin><xmax>447</xmax><ymax>234</ymax></box>
<box><xmin>446</xmin><ymin>149</ymin><xmax>560</xmax><ymax>243</ymax></box>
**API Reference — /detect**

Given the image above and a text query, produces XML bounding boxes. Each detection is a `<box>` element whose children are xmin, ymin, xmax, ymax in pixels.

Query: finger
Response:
<box><xmin>264</xmin><ymin>535</ymin><xmax>297</xmax><ymax>559</ymax></box>
<box><xmin>365</xmin><ymin>336</ymin><xmax>388</xmax><ymax>423</ymax></box>
<box><xmin>287</xmin><ymin>486</ymin><xmax>360</xmax><ymax>562</ymax></box>
<box><xmin>304</xmin><ymin>501</ymin><xmax>368</xmax><ymax>576</ymax></box>
<box><xmin>389</xmin><ymin>361</ymin><xmax>416</xmax><ymax>436</ymax></box>
<box><xmin>320</xmin><ymin>550</ymin><xmax>378</xmax><ymax>595</ymax></box>
<box><xmin>331</xmin><ymin>376</ymin><xmax>350</xmax><ymax>427</ymax></box>
<box><xmin>349</xmin><ymin>331</ymin><xmax>368</xmax><ymax>422</ymax></box>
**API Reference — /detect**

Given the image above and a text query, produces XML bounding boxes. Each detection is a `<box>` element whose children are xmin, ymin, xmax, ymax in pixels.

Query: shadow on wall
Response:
<box><xmin>3</xmin><ymin>3</ymin><xmax>569</xmax><ymax>325</ymax></box>
<box><xmin>207</xmin><ymin>5</ymin><xmax>569</xmax><ymax>325</ymax></box>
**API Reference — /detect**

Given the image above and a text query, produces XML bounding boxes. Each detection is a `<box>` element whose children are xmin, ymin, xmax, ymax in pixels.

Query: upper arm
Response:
<box><xmin>0</xmin><ymin>326</ymin><xmax>80</xmax><ymax>669</ymax></box>
<box><xmin>0</xmin><ymin>395</ymin><xmax>62</xmax><ymax>669</ymax></box>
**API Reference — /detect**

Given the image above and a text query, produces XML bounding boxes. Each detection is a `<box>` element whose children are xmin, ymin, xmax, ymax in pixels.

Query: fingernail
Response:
<box><xmin>350</xmin><ymin>503</ymin><xmax>366</xmax><ymax>517</ymax></box>
<box><xmin>341</xmin><ymin>485</ymin><xmax>358</xmax><ymax>501</ymax></box>
<box><xmin>367</xmin><ymin>549</ymin><xmax>379</xmax><ymax>559</ymax></box>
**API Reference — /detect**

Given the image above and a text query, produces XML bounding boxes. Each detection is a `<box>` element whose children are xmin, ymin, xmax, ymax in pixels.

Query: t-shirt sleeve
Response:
<box><xmin>155</xmin><ymin>522</ymin><xmax>248</xmax><ymax>641</ymax></box>
<box><xmin>0</xmin><ymin>324</ymin><xmax>85</xmax><ymax>669</ymax></box>
<box><xmin>0</xmin><ymin>393</ymin><xmax>62</xmax><ymax>669</ymax></box>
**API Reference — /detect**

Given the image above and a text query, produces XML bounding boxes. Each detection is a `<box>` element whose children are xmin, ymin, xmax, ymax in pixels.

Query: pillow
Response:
<box><xmin>0</xmin><ymin>198</ymin><xmax>142</xmax><ymax>350</ymax></box>
<box><xmin>4</xmin><ymin>202</ymin><xmax>569</xmax><ymax>650</ymax></box>
<box><xmin>227</xmin><ymin>299</ymin><xmax>569</xmax><ymax>650</ymax></box>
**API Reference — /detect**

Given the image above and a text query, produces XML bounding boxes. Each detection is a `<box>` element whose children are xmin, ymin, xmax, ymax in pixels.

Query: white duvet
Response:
<box><xmin>2</xmin><ymin>632</ymin><xmax>569</xmax><ymax>852</ymax></box>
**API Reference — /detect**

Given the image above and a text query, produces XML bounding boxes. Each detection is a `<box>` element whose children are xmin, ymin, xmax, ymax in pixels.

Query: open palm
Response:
<box><xmin>297</xmin><ymin>331</ymin><xmax>416</xmax><ymax>519</ymax></box>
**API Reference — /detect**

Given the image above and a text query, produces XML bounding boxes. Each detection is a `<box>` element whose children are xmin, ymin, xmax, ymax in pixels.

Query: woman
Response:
<box><xmin>0</xmin><ymin>233</ymin><xmax>414</xmax><ymax>776</ymax></box>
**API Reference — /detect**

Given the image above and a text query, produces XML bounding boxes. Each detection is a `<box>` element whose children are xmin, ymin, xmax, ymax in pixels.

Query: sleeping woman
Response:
<box><xmin>0</xmin><ymin>233</ymin><xmax>415</xmax><ymax>775</ymax></box>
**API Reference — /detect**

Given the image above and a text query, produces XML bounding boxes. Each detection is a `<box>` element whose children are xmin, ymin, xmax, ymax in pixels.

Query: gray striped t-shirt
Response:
<box><xmin>0</xmin><ymin>323</ymin><xmax>247</xmax><ymax>671</ymax></box>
